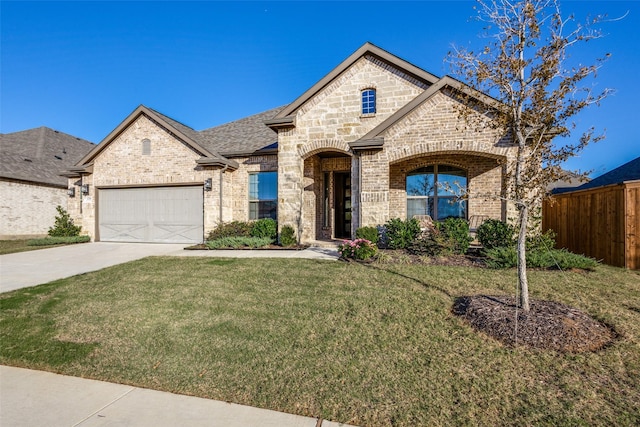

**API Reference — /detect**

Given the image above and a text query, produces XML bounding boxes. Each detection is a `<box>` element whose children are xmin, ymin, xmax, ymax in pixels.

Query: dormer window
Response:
<box><xmin>361</xmin><ymin>89</ymin><xmax>376</xmax><ymax>115</ymax></box>
<box><xmin>142</xmin><ymin>138</ymin><xmax>151</xmax><ymax>155</ymax></box>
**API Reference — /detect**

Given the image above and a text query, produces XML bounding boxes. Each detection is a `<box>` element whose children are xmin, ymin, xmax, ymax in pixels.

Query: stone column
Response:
<box><xmin>359</xmin><ymin>150</ymin><xmax>390</xmax><ymax>227</ymax></box>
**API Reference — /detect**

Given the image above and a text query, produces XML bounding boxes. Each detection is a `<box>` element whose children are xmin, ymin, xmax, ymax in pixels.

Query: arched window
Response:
<box><xmin>361</xmin><ymin>89</ymin><xmax>376</xmax><ymax>114</ymax></box>
<box><xmin>142</xmin><ymin>138</ymin><xmax>151</xmax><ymax>155</ymax></box>
<box><xmin>406</xmin><ymin>165</ymin><xmax>467</xmax><ymax>220</ymax></box>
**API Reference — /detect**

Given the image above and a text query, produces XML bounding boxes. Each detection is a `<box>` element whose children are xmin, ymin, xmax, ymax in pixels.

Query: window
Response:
<box><xmin>361</xmin><ymin>89</ymin><xmax>376</xmax><ymax>114</ymax></box>
<box><xmin>406</xmin><ymin>165</ymin><xmax>467</xmax><ymax>220</ymax></box>
<box><xmin>142</xmin><ymin>139</ymin><xmax>151</xmax><ymax>155</ymax></box>
<box><xmin>249</xmin><ymin>172</ymin><xmax>277</xmax><ymax>220</ymax></box>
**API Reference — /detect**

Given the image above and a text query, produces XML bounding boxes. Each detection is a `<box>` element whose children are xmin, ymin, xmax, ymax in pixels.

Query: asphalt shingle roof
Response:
<box><xmin>197</xmin><ymin>106</ymin><xmax>285</xmax><ymax>156</ymax></box>
<box><xmin>0</xmin><ymin>127</ymin><xmax>94</xmax><ymax>187</ymax></box>
<box><xmin>575</xmin><ymin>156</ymin><xmax>640</xmax><ymax>191</ymax></box>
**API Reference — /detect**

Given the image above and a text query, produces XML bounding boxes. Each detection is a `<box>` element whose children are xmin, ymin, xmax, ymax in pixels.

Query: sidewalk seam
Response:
<box><xmin>72</xmin><ymin>386</ymin><xmax>136</xmax><ymax>426</ymax></box>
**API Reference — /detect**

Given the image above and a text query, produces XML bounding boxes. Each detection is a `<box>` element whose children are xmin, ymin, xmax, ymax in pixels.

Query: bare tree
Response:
<box><xmin>449</xmin><ymin>0</ymin><xmax>612</xmax><ymax>311</ymax></box>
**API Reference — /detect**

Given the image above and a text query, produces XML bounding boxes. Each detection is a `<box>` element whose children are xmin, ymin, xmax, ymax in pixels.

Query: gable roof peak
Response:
<box><xmin>269</xmin><ymin>42</ymin><xmax>441</xmax><ymax>123</ymax></box>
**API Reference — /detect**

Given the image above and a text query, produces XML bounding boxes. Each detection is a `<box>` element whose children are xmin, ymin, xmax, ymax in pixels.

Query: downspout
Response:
<box><xmin>219</xmin><ymin>165</ymin><xmax>228</xmax><ymax>224</ymax></box>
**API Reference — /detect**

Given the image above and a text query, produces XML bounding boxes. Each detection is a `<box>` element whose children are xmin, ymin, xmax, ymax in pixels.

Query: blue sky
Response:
<box><xmin>1</xmin><ymin>1</ymin><xmax>638</xmax><ymax>177</ymax></box>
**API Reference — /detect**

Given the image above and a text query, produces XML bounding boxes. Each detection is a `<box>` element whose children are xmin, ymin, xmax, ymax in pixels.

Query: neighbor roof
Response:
<box><xmin>0</xmin><ymin>127</ymin><xmax>94</xmax><ymax>187</ymax></box>
<box><xmin>573</xmin><ymin>156</ymin><xmax>640</xmax><ymax>191</ymax></box>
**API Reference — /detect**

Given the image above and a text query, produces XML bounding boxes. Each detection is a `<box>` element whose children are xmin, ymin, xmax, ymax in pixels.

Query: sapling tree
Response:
<box><xmin>449</xmin><ymin>0</ymin><xmax>612</xmax><ymax>311</ymax></box>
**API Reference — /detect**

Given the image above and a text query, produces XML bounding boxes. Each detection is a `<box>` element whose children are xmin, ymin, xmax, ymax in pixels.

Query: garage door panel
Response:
<box><xmin>99</xmin><ymin>186</ymin><xmax>203</xmax><ymax>244</ymax></box>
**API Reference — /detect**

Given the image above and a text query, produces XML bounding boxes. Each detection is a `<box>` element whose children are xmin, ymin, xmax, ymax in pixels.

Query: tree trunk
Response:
<box><xmin>517</xmin><ymin>204</ymin><xmax>530</xmax><ymax>312</ymax></box>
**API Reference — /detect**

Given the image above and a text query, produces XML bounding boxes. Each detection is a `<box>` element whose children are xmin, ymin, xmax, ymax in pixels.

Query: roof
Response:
<box><xmin>574</xmin><ymin>156</ymin><xmax>640</xmax><ymax>191</ymax></box>
<box><xmin>0</xmin><ymin>127</ymin><xmax>94</xmax><ymax>187</ymax></box>
<box><xmin>73</xmin><ymin>105</ymin><xmax>285</xmax><ymax>172</ymax></box>
<box><xmin>198</xmin><ymin>106</ymin><xmax>285</xmax><ymax>156</ymax></box>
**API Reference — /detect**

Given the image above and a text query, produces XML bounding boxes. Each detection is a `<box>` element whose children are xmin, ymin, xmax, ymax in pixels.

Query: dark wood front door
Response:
<box><xmin>334</xmin><ymin>172</ymin><xmax>352</xmax><ymax>238</ymax></box>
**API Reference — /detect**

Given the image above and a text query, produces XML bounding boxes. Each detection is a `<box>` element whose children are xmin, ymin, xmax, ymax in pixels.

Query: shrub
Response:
<box><xmin>207</xmin><ymin>221</ymin><xmax>252</xmax><ymax>240</ymax></box>
<box><xmin>205</xmin><ymin>236</ymin><xmax>272</xmax><ymax>249</ymax></box>
<box><xmin>477</xmin><ymin>219</ymin><xmax>515</xmax><ymax>249</ymax></box>
<box><xmin>526</xmin><ymin>229</ymin><xmax>556</xmax><ymax>252</ymax></box>
<box><xmin>279</xmin><ymin>225</ymin><xmax>297</xmax><ymax>247</ymax></box>
<box><xmin>435</xmin><ymin>218</ymin><xmax>473</xmax><ymax>254</ymax></box>
<box><xmin>355</xmin><ymin>226</ymin><xmax>379</xmax><ymax>245</ymax></box>
<box><xmin>48</xmin><ymin>206</ymin><xmax>81</xmax><ymax>237</ymax></box>
<box><xmin>27</xmin><ymin>235</ymin><xmax>90</xmax><ymax>246</ymax></box>
<box><xmin>484</xmin><ymin>246</ymin><xmax>598</xmax><ymax>270</ymax></box>
<box><xmin>338</xmin><ymin>238</ymin><xmax>378</xmax><ymax>260</ymax></box>
<box><xmin>250</xmin><ymin>218</ymin><xmax>277</xmax><ymax>241</ymax></box>
<box><xmin>385</xmin><ymin>217</ymin><xmax>420</xmax><ymax>249</ymax></box>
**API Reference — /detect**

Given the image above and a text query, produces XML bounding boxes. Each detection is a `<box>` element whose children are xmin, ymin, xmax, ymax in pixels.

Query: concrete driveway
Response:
<box><xmin>0</xmin><ymin>242</ymin><xmax>185</xmax><ymax>293</ymax></box>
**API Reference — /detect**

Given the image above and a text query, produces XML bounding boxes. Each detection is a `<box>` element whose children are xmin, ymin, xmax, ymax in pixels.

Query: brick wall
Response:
<box><xmin>0</xmin><ymin>180</ymin><xmax>67</xmax><ymax>238</ymax></box>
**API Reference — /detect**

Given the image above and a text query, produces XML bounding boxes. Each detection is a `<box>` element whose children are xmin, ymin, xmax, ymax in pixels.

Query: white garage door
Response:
<box><xmin>99</xmin><ymin>186</ymin><xmax>203</xmax><ymax>243</ymax></box>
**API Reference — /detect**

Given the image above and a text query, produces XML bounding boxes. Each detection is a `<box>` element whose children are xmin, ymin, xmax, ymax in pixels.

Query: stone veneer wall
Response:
<box><xmin>278</xmin><ymin>56</ymin><xmax>428</xmax><ymax>242</ymax></box>
<box><xmin>389</xmin><ymin>154</ymin><xmax>504</xmax><ymax>221</ymax></box>
<box><xmin>0</xmin><ymin>180</ymin><xmax>67</xmax><ymax>239</ymax></box>
<box><xmin>228</xmin><ymin>155</ymin><xmax>278</xmax><ymax>222</ymax></box>
<box><xmin>67</xmin><ymin>115</ymin><xmax>216</xmax><ymax>241</ymax></box>
<box><xmin>358</xmin><ymin>90</ymin><xmax>518</xmax><ymax>227</ymax></box>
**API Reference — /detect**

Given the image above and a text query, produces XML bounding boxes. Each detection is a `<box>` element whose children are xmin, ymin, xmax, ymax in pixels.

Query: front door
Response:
<box><xmin>334</xmin><ymin>172</ymin><xmax>352</xmax><ymax>238</ymax></box>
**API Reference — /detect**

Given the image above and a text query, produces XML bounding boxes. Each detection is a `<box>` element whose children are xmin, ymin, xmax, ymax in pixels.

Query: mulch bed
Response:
<box><xmin>452</xmin><ymin>295</ymin><xmax>617</xmax><ymax>353</ymax></box>
<box><xmin>184</xmin><ymin>244</ymin><xmax>309</xmax><ymax>250</ymax></box>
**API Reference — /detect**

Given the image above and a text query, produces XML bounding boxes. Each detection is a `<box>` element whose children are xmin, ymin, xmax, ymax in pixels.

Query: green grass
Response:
<box><xmin>1</xmin><ymin>258</ymin><xmax>639</xmax><ymax>426</ymax></box>
<box><xmin>0</xmin><ymin>240</ymin><xmax>54</xmax><ymax>255</ymax></box>
<box><xmin>0</xmin><ymin>237</ymin><xmax>89</xmax><ymax>254</ymax></box>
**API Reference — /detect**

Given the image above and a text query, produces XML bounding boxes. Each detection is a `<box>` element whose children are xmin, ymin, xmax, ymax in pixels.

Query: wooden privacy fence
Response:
<box><xmin>542</xmin><ymin>180</ymin><xmax>640</xmax><ymax>269</ymax></box>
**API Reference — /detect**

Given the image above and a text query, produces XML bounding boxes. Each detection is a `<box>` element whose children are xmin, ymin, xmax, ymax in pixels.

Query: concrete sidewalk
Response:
<box><xmin>0</xmin><ymin>365</ymin><xmax>354</xmax><ymax>427</ymax></box>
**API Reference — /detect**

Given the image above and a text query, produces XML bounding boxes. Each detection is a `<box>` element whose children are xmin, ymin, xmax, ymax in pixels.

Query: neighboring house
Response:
<box><xmin>0</xmin><ymin>127</ymin><xmax>94</xmax><ymax>239</ymax></box>
<box><xmin>64</xmin><ymin>42</ymin><xmax>521</xmax><ymax>244</ymax></box>
<box><xmin>543</xmin><ymin>156</ymin><xmax>640</xmax><ymax>269</ymax></box>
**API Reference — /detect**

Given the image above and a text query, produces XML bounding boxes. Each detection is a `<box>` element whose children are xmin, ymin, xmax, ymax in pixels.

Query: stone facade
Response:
<box><xmin>66</xmin><ymin>44</ymin><xmax>522</xmax><ymax>244</ymax></box>
<box><xmin>0</xmin><ymin>180</ymin><xmax>67</xmax><ymax>239</ymax></box>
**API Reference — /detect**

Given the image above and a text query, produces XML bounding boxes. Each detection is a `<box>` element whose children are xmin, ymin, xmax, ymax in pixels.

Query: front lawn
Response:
<box><xmin>0</xmin><ymin>239</ymin><xmax>49</xmax><ymax>255</ymax></box>
<box><xmin>1</xmin><ymin>258</ymin><xmax>639</xmax><ymax>426</ymax></box>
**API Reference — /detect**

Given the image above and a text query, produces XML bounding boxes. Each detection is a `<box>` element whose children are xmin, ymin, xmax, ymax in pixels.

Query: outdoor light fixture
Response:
<box><xmin>67</xmin><ymin>187</ymin><xmax>75</xmax><ymax>197</ymax></box>
<box><xmin>204</xmin><ymin>178</ymin><xmax>212</xmax><ymax>191</ymax></box>
<box><xmin>81</xmin><ymin>184</ymin><xmax>89</xmax><ymax>195</ymax></box>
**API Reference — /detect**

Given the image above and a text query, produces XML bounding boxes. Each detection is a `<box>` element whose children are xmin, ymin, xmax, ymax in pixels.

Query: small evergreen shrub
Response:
<box><xmin>435</xmin><ymin>218</ymin><xmax>473</xmax><ymax>254</ymax></box>
<box><xmin>385</xmin><ymin>217</ymin><xmax>420</xmax><ymax>249</ymax></box>
<box><xmin>48</xmin><ymin>206</ymin><xmax>81</xmax><ymax>237</ymax></box>
<box><xmin>338</xmin><ymin>238</ymin><xmax>378</xmax><ymax>260</ymax></box>
<box><xmin>206</xmin><ymin>236</ymin><xmax>272</xmax><ymax>249</ymax></box>
<box><xmin>279</xmin><ymin>225</ymin><xmax>297</xmax><ymax>247</ymax></box>
<box><xmin>477</xmin><ymin>219</ymin><xmax>515</xmax><ymax>249</ymax></box>
<box><xmin>250</xmin><ymin>218</ymin><xmax>277</xmax><ymax>241</ymax></box>
<box><xmin>355</xmin><ymin>226</ymin><xmax>379</xmax><ymax>245</ymax></box>
<box><xmin>27</xmin><ymin>235</ymin><xmax>90</xmax><ymax>246</ymax></box>
<box><xmin>207</xmin><ymin>221</ymin><xmax>252</xmax><ymax>240</ymax></box>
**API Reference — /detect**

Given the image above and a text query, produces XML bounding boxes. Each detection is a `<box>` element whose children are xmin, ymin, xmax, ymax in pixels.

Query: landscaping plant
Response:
<box><xmin>338</xmin><ymin>238</ymin><xmax>378</xmax><ymax>260</ymax></box>
<box><xmin>384</xmin><ymin>217</ymin><xmax>420</xmax><ymax>249</ymax></box>
<box><xmin>207</xmin><ymin>221</ymin><xmax>252</xmax><ymax>240</ymax></box>
<box><xmin>279</xmin><ymin>225</ymin><xmax>297</xmax><ymax>247</ymax></box>
<box><xmin>355</xmin><ymin>226</ymin><xmax>379</xmax><ymax>245</ymax></box>
<box><xmin>477</xmin><ymin>219</ymin><xmax>515</xmax><ymax>249</ymax></box>
<box><xmin>48</xmin><ymin>205</ymin><xmax>81</xmax><ymax>237</ymax></box>
<box><xmin>250</xmin><ymin>218</ymin><xmax>277</xmax><ymax>241</ymax></box>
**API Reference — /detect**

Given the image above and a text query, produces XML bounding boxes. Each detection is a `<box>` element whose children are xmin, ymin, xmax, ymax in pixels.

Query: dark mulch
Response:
<box><xmin>452</xmin><ymin>295</ymin><xmax>617</xmax><ymax>353</ymax></box>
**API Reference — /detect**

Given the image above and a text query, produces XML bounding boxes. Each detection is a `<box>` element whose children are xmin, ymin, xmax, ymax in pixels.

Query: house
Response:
<box><xmin>543</xmin><ymin>156</ymin><xmax>640</xmax><ymax>269</ymax></box>
<box><xmin>64</xmin><ymin>42</ymin><xmax>520</xmax><ymax>244</ymax></box>
<box><xmin>0</xmin><ymin>127</ymin><xmax>94</xmax><ymax>239</ymax></box>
